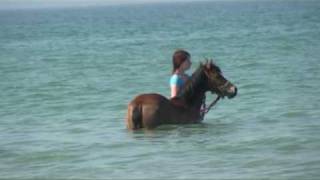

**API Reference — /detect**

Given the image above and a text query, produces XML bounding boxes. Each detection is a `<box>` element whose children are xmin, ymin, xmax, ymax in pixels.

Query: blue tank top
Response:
<box><xmin>170</xmin><ymin>74</ymin><xmax>188</xmax><ymax>88</ymax></box>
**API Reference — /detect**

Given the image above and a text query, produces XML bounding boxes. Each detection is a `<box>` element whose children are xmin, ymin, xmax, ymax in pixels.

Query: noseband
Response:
<box><xmin>218</xmin><ymin>81</ymin><xmax>231</xmax><ymax>93</ymax></box>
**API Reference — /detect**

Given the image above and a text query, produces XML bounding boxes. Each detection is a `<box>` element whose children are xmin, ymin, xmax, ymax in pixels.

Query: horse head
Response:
<box><xmin>202</xmin><ymin>59</ymin><xmax>237</xmax><ymax>99</ymax></box>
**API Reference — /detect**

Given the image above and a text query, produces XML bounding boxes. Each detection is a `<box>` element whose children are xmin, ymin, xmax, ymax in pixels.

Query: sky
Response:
<box><xmin>0</xmin><ymin>0</ymin><xmax>213</xmax><ymax>9</ymax></box>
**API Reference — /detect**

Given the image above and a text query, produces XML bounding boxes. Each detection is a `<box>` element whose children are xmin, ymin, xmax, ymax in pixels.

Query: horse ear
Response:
<box><xmin>203</xmin><ymin>58</ymin><xmax>209</xmax><ymax>68</ymax></box>
<box><xmin>206</xmin><ymin>59</ymin><xmax>211</xmax><ymax>69</ymax></box>
<box><xmin>205</xmin><ymin>58</ymin><xmax>209</xmax><ymax>65</ymax></box>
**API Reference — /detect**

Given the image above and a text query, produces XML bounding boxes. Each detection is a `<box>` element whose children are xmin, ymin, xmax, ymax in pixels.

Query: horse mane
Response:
<box><xmin>174</xmin><ymin>64</ymin><xmax>207</xmax><ymax>103</ymax></box>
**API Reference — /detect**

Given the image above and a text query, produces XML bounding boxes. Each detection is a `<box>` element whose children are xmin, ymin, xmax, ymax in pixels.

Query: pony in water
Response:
<box><xmin>126</xmin><ymin>60</ymin><xmax>237</xmax><ymax>130</ymax></box>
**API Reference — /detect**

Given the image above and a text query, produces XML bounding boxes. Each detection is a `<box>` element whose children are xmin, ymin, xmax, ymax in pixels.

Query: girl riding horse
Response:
<box><xmin>126</xmin><ymin>60</ymin><xmax>237</xmax><ymax>130</ymax></box>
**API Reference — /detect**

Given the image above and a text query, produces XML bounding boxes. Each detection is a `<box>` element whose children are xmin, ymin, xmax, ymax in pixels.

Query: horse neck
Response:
<box><xmin>181</xmin><ymin>86</ymin><xmax>207</xmax><ymax>110</ymax></box>
<box><xmin>178</xmin><ymin>68</ymin><xmax>208</xmax><ymax>109</ymax></box>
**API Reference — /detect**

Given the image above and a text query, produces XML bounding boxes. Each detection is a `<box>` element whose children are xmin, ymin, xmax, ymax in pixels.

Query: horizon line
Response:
<box><xmin>0</xmin><ymin>0</ymin><xmax>305</xmax><ymax>11</ymax></box>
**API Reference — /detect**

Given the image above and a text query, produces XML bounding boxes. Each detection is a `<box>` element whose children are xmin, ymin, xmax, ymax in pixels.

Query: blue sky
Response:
<box><xmin>0</xmin><ymin>0</ymin><xmax>215</xmax><ymax>9</ymax></box>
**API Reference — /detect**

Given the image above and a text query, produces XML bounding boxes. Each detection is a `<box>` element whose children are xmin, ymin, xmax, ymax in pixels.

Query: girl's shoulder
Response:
<box><xmin>170</xmin><ymin>74</ymin><xmax>184</xmax><ymax>86</ymax></box>
<box><xmin>170</xmin><ymin>74</ymin><xmax>180</xmax><ymax>79</ymax></box>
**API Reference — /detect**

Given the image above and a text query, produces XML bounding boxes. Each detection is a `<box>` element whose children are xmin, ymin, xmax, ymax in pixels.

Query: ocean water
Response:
<box><xmin>0</xmin><ymin>0</ymin><xmax>320</xmax><ymax>179</ymax></box>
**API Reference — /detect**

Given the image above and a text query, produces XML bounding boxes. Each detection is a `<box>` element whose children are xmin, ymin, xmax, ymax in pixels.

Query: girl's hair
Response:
<box><xmin>172</xmin><ymin>49</ymin><xmax>190</xmax><ymax>74</ymax></box>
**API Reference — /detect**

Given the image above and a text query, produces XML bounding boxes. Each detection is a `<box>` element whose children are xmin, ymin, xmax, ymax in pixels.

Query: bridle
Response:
<box><xmin>199</xmin><ymin>80</ymin><xmax>230</xmax><ymax>119</ymax></box>
<box><xmin>217</xmin><ymin>81</ymin><xmax>231</xmax><ymax>94</ymax></box>
<box><xmin>201</xmin><ymin>95</ymin><xmax>220</xmax><ymax>113</ymax></box>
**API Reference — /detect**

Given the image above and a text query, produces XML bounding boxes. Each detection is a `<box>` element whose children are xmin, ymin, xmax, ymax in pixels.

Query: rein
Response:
<box><xmin>200</xmin><ymin>80</ymin><xmax>229</xmax><ymax>116</ymax></box>
<box><xmin>200</xmin><ymin>95</ymin><xmax>221</xmax><ymax>119</ymax></box>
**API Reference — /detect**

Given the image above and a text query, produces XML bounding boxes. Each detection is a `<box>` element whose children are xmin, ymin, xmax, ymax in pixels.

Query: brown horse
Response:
<box><xmin>126</xmin><ymin>60</ymin><xmax>237</xmax><ymax>130</ymax></box>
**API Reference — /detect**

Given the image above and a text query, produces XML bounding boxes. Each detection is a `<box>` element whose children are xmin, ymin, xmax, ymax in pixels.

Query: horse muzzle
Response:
<box><xmin>226</xmin><ymin>85</ymin><xmax>237</xmax><ymax>99</ymax></box>
<box><xmin>210</xmin><ymin>81</ymin><xmax>237</xmax><ymax>99</ymax></box>
<box><xmin>217</xmin><ymin>81</ymin><xmax>237</xmax><ymax>99</ymax></box>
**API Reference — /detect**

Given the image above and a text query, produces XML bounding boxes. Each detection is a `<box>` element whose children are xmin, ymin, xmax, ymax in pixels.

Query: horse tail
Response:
<box><xmin>127</xmin><ymin>103</ymin><xmax>143</xmax><ymax>130</ymax></box>
<box><xmin>132</xmin><ymin>104</ymin><xmax>143</xmax><ymax>129</ymax></box>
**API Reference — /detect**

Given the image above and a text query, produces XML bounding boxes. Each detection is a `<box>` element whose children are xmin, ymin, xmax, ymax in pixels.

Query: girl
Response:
<box><xmin>170</xmin><ymin>49</ymin><xmax>192</xmax><ymax>98</ymax></box>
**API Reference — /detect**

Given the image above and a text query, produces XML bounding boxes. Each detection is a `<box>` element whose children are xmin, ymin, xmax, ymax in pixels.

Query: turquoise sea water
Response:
<box><xmin>1</xmin><ymin>1</ymin><xmax>320</xmax><ymax>179</ymax></box>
